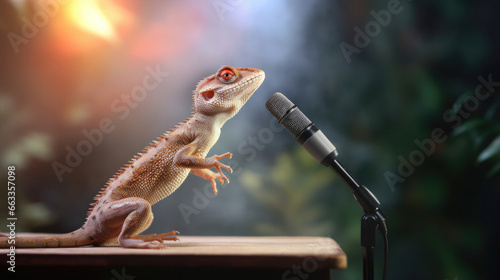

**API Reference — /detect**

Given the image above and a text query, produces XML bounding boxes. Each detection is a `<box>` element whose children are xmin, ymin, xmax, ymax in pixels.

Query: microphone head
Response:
<box><xmin>266</xmin><ymin>92</ymin><xmax>312</xmax><ymax>138</ymax></box>
<box><xmin>265</xmin><ymin>92</ymin><xmax>294</xmax><ymax>122</ymax></box>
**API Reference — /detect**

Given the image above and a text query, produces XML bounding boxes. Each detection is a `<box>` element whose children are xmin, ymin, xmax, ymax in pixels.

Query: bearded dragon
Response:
<box><xmin>0</xmin><ymin>65</ymin><xmax>265</xmax><ymax>249</ymax></box>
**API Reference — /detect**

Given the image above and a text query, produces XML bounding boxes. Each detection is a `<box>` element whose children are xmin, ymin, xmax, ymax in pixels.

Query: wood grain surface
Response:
<box><xmin>0</xmin><ymin>235</ymin><xmax>347</xmax><ymax>269</ymax></box>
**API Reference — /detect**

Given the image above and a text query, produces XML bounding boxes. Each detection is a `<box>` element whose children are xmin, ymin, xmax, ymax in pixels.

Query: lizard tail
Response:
<box><xmin>0</xmin><ymin>228</ymin><xmax>94</xmax><ymax>248</ymax></box>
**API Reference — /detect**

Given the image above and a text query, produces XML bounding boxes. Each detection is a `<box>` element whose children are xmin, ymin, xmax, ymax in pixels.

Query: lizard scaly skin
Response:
<box><xmin>0</xmin><ymin>65</ymin><xmax>265</xmax><ymax>249</ymax></box>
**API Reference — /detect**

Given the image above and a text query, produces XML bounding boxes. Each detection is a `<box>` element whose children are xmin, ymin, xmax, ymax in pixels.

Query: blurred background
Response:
<box><xmin>1</xmin><ymin>0</ymin><xmax>499</xmax><ymax>279</ymax></box>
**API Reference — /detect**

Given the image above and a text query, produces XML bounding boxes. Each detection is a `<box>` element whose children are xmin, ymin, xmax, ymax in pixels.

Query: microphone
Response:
<box><xmin>265</xmin><ymin>92</ymin><xmax>385</xmax><ymax>220</ymax></box>
<box><xmin>266</xmin><ymin>92</ymin><xmax>388</xmax><ymax>280</ymax></box>
<box><xmin>265</xmin><ymin>92</ymin><xmax>338</xmax><ymax>166</ymax></box>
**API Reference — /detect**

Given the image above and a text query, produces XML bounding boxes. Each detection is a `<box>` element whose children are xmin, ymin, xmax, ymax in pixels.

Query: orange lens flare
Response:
<box><xmin>65</xmin><ymin>0</ymin><xmax>117</xmax><ymax>41</ymax></box>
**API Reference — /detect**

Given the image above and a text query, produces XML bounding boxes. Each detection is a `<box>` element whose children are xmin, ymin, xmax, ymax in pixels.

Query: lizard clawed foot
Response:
<box><xmin>133</xmin><ymin>230</ymin><xmax>180</xmax><ymax>242</ymax></box>
<box><xmin>214</xmin><ymin>152</ymin><xmax>233</xmax><ymax>161</ymax></box>
<box><xmin>198</xmin><ymin>169</ymin><xmax>227</xmax><ymax>196</ymax></box>
<box><xmin>211</xmin><ymin>152</ymin><xmax>233</xmax><ymax>175</ymax></box>
<box><xmin>120</xmin><ymin>231</ymin><xmax>180</xmax><ymax>249</ymax></box>
<box><xmin>119</xmin><ymin>238</ymin><xmax>167</xmax><ymax>249</ymax></box>
<box><xmin>207</xmin><ymin>153</ymin><xmax>233</xmax><ymax>195</ymax></box>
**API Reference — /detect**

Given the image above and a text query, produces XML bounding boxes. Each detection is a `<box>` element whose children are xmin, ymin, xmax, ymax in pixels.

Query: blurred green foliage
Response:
<box><xmin>453</xmin><ymin>115</ymin><xmax>500</xmax><ymax>178</ymax></box>
<box><xmin>241</xmin><ymin>147</ymin><xmax>335</xmax><ymax>236</ymax></box>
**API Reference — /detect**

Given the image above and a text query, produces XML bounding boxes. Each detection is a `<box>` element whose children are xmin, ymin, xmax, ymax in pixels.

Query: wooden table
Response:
<box><xmin>0</xmin><ymin>236</ymin><xmax>347</xmax><ymax>280</ymax></box>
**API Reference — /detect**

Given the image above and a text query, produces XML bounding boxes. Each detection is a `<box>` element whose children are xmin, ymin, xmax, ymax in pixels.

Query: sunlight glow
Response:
<box><xmin>66</xmin><ymin>0</ymin><xmax>116</xmax><ymax>41</ymax></box>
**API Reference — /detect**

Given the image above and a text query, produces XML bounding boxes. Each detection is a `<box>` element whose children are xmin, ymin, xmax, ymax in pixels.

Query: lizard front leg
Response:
<box><xmin>175</xmin><ymin>144</ymin><xmax>232</xmax><ymax>194</ymax></box>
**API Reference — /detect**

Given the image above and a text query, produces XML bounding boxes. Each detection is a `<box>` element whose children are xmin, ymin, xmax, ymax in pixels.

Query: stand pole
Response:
<box><xmin>363</xmin><ymin>246</ymin><xmax>374</xmax><ymax>280</ymax></box>
<box><xmin>361</xmin><ymin>213</ymin><xmax>379</xmax><ymax>280</ymax></box>
<box><xmin>328</xmin><ymin>159</ymin><xmax>387</xmax><ymax>280</ymax></box>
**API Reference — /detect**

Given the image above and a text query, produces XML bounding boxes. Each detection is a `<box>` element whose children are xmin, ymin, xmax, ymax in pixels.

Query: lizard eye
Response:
<box><xmin>218</xmin><ymin>69</ymin><xmax>237</xmax><ymax>84</ymax></box>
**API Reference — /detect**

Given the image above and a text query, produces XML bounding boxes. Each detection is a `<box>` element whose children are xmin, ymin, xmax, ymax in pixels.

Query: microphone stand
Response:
<box><xmin>265</xmin><ymin>92</ymin><xmax>387</xmax><ymax>279</ymax></box>
<box><xmin>326</xmin><ymin>157</ymin><xmax>387</xmax><ymax>280</ymax></box>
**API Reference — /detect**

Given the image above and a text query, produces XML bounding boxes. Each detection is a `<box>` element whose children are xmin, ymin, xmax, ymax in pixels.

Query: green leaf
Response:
<box><xmin>477</xmin><ymin>136</ymin><xmax>500</xmax><ymax>163</ymax></box>
<box><xmin>452</xmin><ymin>118</ymin><xmax>485</xmax><ymax>137</ymax></box>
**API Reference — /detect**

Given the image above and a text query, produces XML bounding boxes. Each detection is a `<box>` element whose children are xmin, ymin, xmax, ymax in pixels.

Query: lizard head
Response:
<box><xmin>194</xmin><ymin>65</ymin><xmax>265</xmax><ymax>120</ymax></box>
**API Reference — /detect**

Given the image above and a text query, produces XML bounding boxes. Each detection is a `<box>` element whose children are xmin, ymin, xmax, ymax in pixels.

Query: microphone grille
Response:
<box><xmin>266</xmin><ymin>92</ymin><xmax>312</xmax><ymax>138</ymax></box>
<box><xmin>265</xmin><ymin>92</ymin><xmax>295</xmax><ymax>121</ymax></box>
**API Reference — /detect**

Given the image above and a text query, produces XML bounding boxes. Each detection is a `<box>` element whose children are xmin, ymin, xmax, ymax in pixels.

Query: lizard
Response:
<box><xmin>0</xmin><ymin>65</ymin><xmax>265</xmax><ymax>249</ymax></box>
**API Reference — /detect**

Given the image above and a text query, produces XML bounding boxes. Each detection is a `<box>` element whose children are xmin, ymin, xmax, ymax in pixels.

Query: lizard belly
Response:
<box><xmin>150</xmin><ymin>167</ymin><xmax>191</xmax><ymax>204</ymax></box>
<box><xmin>109</xmin><ymin>143</ymin><xmax>193</xmax><ymax>205</ymax></box>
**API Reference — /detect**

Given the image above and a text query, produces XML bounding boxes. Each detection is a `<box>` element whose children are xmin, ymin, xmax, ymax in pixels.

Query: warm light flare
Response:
<box><xmin>66</xmin><ymin>0</ymin><xmax>116</xmax><ymax>41</ymax></box>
